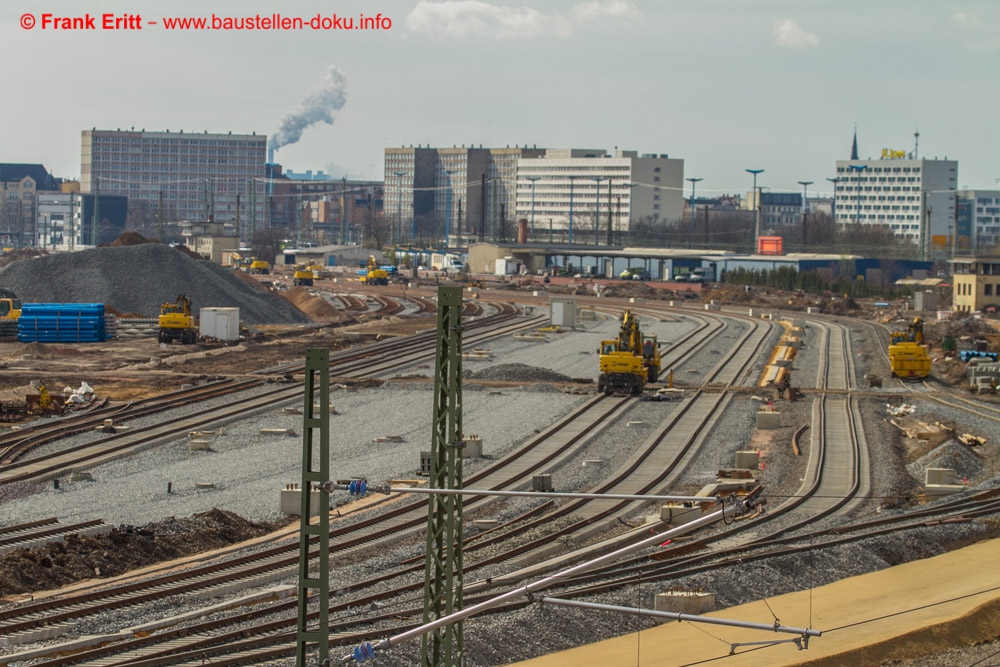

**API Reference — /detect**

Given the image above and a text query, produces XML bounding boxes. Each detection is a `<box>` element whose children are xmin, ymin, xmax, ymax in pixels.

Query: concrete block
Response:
<box><xmin>756</xmin><ymin>411</ymin><xmax>781</xmax><ymax>429</ymax></box>
<box><xmin>195</xmin><ymin>482</ymin><xmax>216</xmax><ymax>489</ymax></box>
<box><xmin>532</xmin><ymin>290</ymin><xmax>548</xmax><ymax>297</ymax></box>
<box><xmin>807</xmin><ymin>307</ymin><xmax>819</xmax><ymax>314</ymax></box>
<box><xmin>582</xmin><ymin>459</ymin><xmax>604</xmax><ymax>467</ymax></box>
<box><xmin>734</xmin><ymin>450</ymin><xmax>759</xmax><ymax>470</ymax></box>
<box><xmin>926</xmin><ymin>468</ymin><xmax>957</xmax><ymax>485</ymax></box>
<box><xmin>462</xmin><ymin>436</ymin><xmax>483</xmax><ymax>458</ymax></box>
<box><xmin>704</xmin><ymin>303</ymin><xmax>721</xmax><ymax>311</ymax></box>
<box><xmin>420</xmin><ymin>451</ymin><xmax>432</xmax><ymax>475</ymax></box>
<box><xmin>532</xmin><ymin>474</ymin><xmax>553</xmax><ymax>492</ymax></box>
<box><xmin>654</xmin><ymin>590</ymin><xmax>716</xmax><ymax>615</ymax></box>
<box><xmin>630</xmin><ymin>297</ymin><xmax>646</xmax><ymax>303</ymax></box>
<box><xmin>660</xmin><ymin>503</ymin><xmax>702</xmax><ymax>525</ymax></box>
<box><xmin>923</xmin><ymin>483</ymin><xmax>965</xmax><ymax>501</ymax></box>
<box><xmin>71</xmin><ymin>471</ymin><xmax>94</xmax><ymax>482</ymax></box>
<box><xmin>280</xmin><ymin>485</ymin><xmax>325</xmax><ymax>516</ymax></box>
<box><xmin>260</xmin><ymin>428</ymin><xmax>297</xmax><ymax>436</ymax></box>
<box><xmin>188</xmin><ymin>440</ymin><xmax>210</xmax><ymax>451</ymax></box>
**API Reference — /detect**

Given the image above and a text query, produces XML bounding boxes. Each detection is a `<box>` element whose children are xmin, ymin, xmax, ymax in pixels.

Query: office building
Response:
<box><xmin>515</xmin><ymin>149</ymin><xmax>684</xmax><ymax>243</ymax></box>
<box><xmin>81</xmin><ymin>129</ymin><xmax>267</xmax><ymax>229</ymax></box>
<box><xmin>957</xmin><ymin>190</ymin><xmax>1000</xmax><ymax>252</ymax></box>
<box><xmin>35</xmin><ymin>191</ymin><xmax>128</xmax><ymax>250</ymax></box>
<box><xmin>833</xmin><ymin>152</ymin><xmax>958</xmax><ymax>257</ymax></box>
<box><xmin>0</xmin><ymin>164</ymin><xmax>60</xmax><ymax>248</ymax></box>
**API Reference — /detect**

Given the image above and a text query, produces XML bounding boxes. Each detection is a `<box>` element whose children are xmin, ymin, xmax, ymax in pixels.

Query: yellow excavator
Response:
<box><xmin>292</xmin><ymin>264</ymin><xmax>315</xmax><ymax>287</ymax></box>
<box><xmin>889</xmin><ymin>316</ymin><xmax>931</xmax><ymax>380</ymax></box>
<box><xmin>249</xmin><ymin>258</ymin><xmax>270</xmax><ymax>275</ymax></box>
<box><xmin>598</xmin><ymin>309</ymin><xmax>661</xmax><ymax>395</ymax></box>
<box><xmin>158</xmin><ymin>294</ymin><xmax>198</xmax><ymax>344</ymax></box>
<box><xmin>358</xmin><ymin>255</ymin><xmax>390</xmax><ymax>285</ymax></box>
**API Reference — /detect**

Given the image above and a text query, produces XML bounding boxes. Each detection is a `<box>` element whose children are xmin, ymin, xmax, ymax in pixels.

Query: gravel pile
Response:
<box><xmin>0</xmin><ymin>245</ymin><xmax>313</xmax><ymax>324</ymax></box>
<box><xmin>907</xmin><ymin>440</ymin><xmax>983</xmax><ymax>485</ymax></box>
<box><xmin>469</xmin><ymin>363</ymin><xmax>573</xmax><ymax>383</ymax></box>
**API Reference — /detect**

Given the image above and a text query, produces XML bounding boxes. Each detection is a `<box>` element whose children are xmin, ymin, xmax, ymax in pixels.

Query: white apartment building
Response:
<box><xmin>833</xmin><ymin>156</ymin><xmax>957</xmax><ymax>256</ymax></box>
<box><xmin>515</xmin><ymin>149</ymin><xmax>684</xmax><ymax>243</ymax></box>
<box><xmin>81</xmin><ymin>129</ymin><xmax>267</xmax><ymax>227</ymax></box>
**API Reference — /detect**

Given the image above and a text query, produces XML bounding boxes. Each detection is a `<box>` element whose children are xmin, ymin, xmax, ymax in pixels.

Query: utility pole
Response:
<box><xmin>798</xmin><ymin>180</ymin><xmax>813</xmax><ymax>248</ymax></box>
<box><xmin>158</xmin><ymin>191</ymin><xmax>165</xmax><ymax>242</ymax></box>
<box><xmin>686</xmin><ymin>177</ymin><xmax>703</xmax><ymax>233</ymax></box>
<box><xmin>499</xmin><ymin>203</ymin><xmax>506</xmax><ymax>243</ymax></box>
<box><xmin>422</xmin><ymin>286</ymin><xmax>464</xmax><ymax>667</ymax></box>
<box><xmin>234</xmin><ymin>193</ymin><xmax>240</xmax><ymax>245</ymax></box>
<box><xmin>248</xmin><ymin>178</ymin><xmax>256</xmax><ymax>242</ymax></box>
<box><xmin>746</xmin><ymin>169</ymin><xmax>763</xmax><ymax>253</ymax></box>
<box><xmin>92</xmin><ymin>175</ymin><xmax>100</xmax><ymax>247</ymax></box>
<box><xmin>340</xmin><ymin>176</ymin><xmax>347</xmax><ymax>245</ymax></box>
<box><xmin>613</xmin><ymin>196</ymin><xmax>620</xmax><ymax>246</ymax></box>
<box><xmin>479</xmin><ymin>174</ymin><xmax>487</xmax><ymax>243</ymax></box>
<box><xmin>456</xmin><ymin>199</ymin><xmax>463</xmax><ymax>245</ymax></box>
<box><xmin>203</xmin><ymin>178</ymin><xmax>210</xmax><ymax>222</ymax></box>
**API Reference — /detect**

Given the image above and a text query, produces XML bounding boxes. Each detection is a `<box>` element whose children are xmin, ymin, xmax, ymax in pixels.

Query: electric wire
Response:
<box><xmin>823</xmin><ymin>584</ymin><xmax>1000</xmax><ymax>633</ymax></box>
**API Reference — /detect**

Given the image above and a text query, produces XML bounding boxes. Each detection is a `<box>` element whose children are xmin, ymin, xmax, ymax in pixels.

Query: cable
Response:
<box><xmin>967</xmin><ymin>647</ymin><xmax>1000</xmax><ymax>667</ymax></box>
<box><xmin>824</xmin><ymin>584</ymin><xmax>1000</xmax><ymax>633</ymax></box>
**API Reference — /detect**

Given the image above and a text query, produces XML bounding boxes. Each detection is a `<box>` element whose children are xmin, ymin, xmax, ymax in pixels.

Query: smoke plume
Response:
<box><xmin>270</xmin><ymin>66</ymin><xmax>348</xmax><ymax>153</ymax></box>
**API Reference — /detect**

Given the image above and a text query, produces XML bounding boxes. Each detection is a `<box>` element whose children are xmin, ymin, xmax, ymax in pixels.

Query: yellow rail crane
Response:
<box><xmin>598</xmin><ymin>309</ymin><xmax>661</xmax><ymax>395</ymax></box>
<box><xmin>889</xmin><ymin>316</ymin><xmax>931</xmax><ymax>380</ymax></box>
<box><xmin>358</xmin><ymin>255</ymin><xmax>389</xmax><ymax>285</ymax></box>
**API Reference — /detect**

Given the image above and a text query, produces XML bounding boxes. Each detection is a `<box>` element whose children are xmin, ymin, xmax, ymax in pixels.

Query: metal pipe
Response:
<box><xmin>537</xmin><ymin>597</ymin><xmax>821</xmax><ymax>637</ymax></box>
<box><xmin>329</xmin><ymin>482</ymin><xmax>717</xmax><ymax>505</ymax></box>
<box><xmin>335</xmin><ymin>498</ymin><xmax>753</xmax><ymax>663</ymax></box>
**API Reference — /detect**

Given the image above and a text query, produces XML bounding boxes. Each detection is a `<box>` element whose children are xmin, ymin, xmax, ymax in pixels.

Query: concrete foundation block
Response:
<box><xmin>807</xmin><ymin>307</ymin><xmax>819</xmax><ymax>314</ymax></box>
<box><xmin>280</xmin><ymin>485</ymin><xmax>325</xmax><ymax>516</ymax></box>
<box><xmin>655</xmin><ymin>590</ymin><xmax>716</xmax><ymax>615</ymax></box>
<box><xmin>734</xmin><ymin>450</ymin><xmax>759</xmax><ymax>470</ymax></box>
<box><xmin>756</xmin><ymin>411</ymin><xmax>781</xmax><ymax>429</ymax></box>
<box><xmin>705</xmin><ymin>303</ymin><xmax>721</xmax><ymax>311</ymax></box>
<box><xmin>630</xmin><ymin>297</ymin><xmax>646</xmax><ymax>304</ymax></box>
<box><xmin>923</xmin><ymin>483</ymin><xmax>965</xmax><ymax>501</ymax></box>
<box><xmin>926</xmin><ymin>468</ymin><xmax>957</xmax><ymax>485</ymax></box>
<box><xmin>260</xmin><ymin>428</ymin><xmax>297</xmax><ymax>436</ymax></box>
<box><xmin>660</xmin><ymin>503</ymin><xmax>702</xmax><ymax>525</ymax></box>
<box><xmin>420</xmin><ymin>451</ymin><xmax>432</xmax><ymax>475</ymax></box>
<box><xmin>188</xmin><ymin>439</ymin><xmax>210</xmax><ymax>451</ymax></box>
<box><xmin>71</xmin><ymin>471</ymin><xmax>94</xmax><ymax>482</ymax></box>
<box><xmin>532</xmin><ymin>474</ymin><xmax>553</xmax><ymax>492</ymax></box>
<box><xmin>462</xmin><ymin>436</ymin><xmax>483</xmax><ymax>458</ymax></box>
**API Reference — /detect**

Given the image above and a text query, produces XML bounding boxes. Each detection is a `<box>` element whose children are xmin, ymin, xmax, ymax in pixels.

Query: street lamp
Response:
<box><xmin>567</xmin><ymin>175</ymin><xmax>579</xmax><ymax>244</ymax></box>
<box><xmin>686</xmin><ymin>177</ymin><xmax>703</xmax><ymax>232</ymax></box>
<box><xmin>848</xmin><ymin>164</ymin><xmax>868</xmax><ymax>226</ymax></box>
<box><xmin>444</xmin><ymin>169</ymin><xmax>457</xmax><ymax>248</ymax></box>
<box><xmin>622</xmin><ymin>181</ymin><xmax>638</xmax><ymax>245</ymax></box>
<box><xmin>591</xmin><ymin>176</ymin><xmax>604</xmax><ymax>245</ymax></box>
<box><xmin>798</xmin><ymin>180</ymin><xmax>813</xmax><ymax>247</ymax></box>
<box><xmin>826</xmin><ymin>177</ymin><xmax>840</xmax><ymax>222</ymax></box>
<box><xmin>393</xmin><ymin>171</ymin><xmax>406</xmax><ymax>247</ymax></box>
<box><xmin>746</xmin><ymin>169</ymin><xmax>764</xmax><ymax>252</ymax></box>
<box><xmin>526</xmin><ymin>176</ymin><xmax>541</xmax><ymax>240</ymax></box>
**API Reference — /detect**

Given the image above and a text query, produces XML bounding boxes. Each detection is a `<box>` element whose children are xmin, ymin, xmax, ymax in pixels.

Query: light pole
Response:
<box><xmin>686</xmin><ymin>177</ymin><xmax>702</xmax><ymax>232</ymax></box>
<box><xmin>798</xmin><ymin>180</ymin><xmax>813</xmax><ymax>248</ymax></box>
<box><xmin>393</xmin><ymin>171</ymin><xmax>405</xmax><ymax>247</ymax></box>
<box><xmin>623</xmin><ymin>181</ymin><xmax>638</xmax><ymax>245</ymax></box>
<box><xmin>567</xmin><ymin>175</ymin><xmax>579</xmax><ymax>244</ymax></box>
<box><xmin>848</xmin><ymin>164</ymin><xmax>868</xmax><ymax>226</ymax></box>
<box><xmin>826</xmin><ymin>177</ymin><xmax>840</xmax><ymax>222</ymax></box>
<box><xmin>443</xmin><ymin>169</ymin><xmax>457</xmax><ymax>248</ymax></box>
<box><xmin>591</xmin><ymin>176</ymin><xmax>603</xmax><ymax>245</ymax></box>
<box><xmin>746</xmin><ymin>169</ymin><xmax>764</xmax><ymax>252</ymax></box>
<box><xmin>526</xmin><ymin>176</ymin><xmax>540</xmax><ymax>240</ymax></box>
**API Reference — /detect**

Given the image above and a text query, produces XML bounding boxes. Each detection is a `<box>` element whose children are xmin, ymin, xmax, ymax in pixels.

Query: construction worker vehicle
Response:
<box><xmin>249</xmin><ymin>258</ymin><xmax>270</xmax><ymax>275</ymax></box>
<box><xmin>889</xmin><ymin>317</ymin><xmax>931</xmax><ymax>380</ymax></box>
<box><xmin>293</xmin><ymin>264</ymin><xmax>315</xmax><ymax>287</ymax></box>
<box><xmin>0</xmin><ymin>382</ymin><xmax>66</xmax><ymax>422</ymax></box>
<box><xmin>158</xmin><ymin>294</ymin><xmax>198</xmax><ymax>345</ymax></box>
<box><xmin>0</xmin><ymin>289</ymin><xmax>21</xmax><ymax>338</ymax></box>
<box><xmin>598</xmin><ymin>309</ymin><xmax>661</xmax><ymax>395</ymax></box>
<box><xmin>358</xmin><ymin>255</ymin><xmax>389</xmax><ymax>285</ymax></box>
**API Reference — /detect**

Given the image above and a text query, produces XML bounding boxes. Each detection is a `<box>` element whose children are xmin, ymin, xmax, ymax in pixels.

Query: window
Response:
<box><xmin>987</xmin><ymin>284</ymin><xmax>994</xmax><ymax>297</ymax></box>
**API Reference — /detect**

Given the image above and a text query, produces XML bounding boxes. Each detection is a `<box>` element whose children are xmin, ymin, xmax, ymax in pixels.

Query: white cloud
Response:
<box><xmin>573</xmin><ymin>1</ymin><xmax>640</xmax><ymax>21</ymax></box>
<box><xmin>951</xmin><ymin>12</ymin><xmax>979</xmax><ymax>29</ymax></box>
<box><xmin>772</xmin><ymin>19</ymin><xmax>819</xmax><ymax>48</ymax></box>
<box><xmin>406</xmin><ymin>1</ymin><xmax>570</xmax><ymax>40</ymax></box>
<box><xmin>949</xmin><ymin>12</ymin><xmax>998</xmax><ymax>51</ymax></box>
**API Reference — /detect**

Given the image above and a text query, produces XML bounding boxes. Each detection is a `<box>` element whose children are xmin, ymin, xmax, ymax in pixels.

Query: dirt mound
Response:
<box><xmin>0</xmin><ymin>509</ymin><xmax>288</xmax><ymax>598</ymax></box>
<box><xmin>109</xmin><ymin>231</ymin><xmax>156</xmax><ymax>246</ymax></box>
<box><xmin>469</xmin><ymin>363</ymin><xmax>572</xmax><ymax>383</ymax></box>
<box><xmin>281</xmin><ymin>287</ymin><xmax>343</xmax><ymax>321</ymax></box>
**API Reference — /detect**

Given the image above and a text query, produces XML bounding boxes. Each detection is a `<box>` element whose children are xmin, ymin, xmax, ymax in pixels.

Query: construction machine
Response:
<box><xmin>249</xmin><ymin>258</ymin><xmax>270</xmax><ymax>275</ymax></box>
<box><xmin>158</xmin><ymin>294</ymin><xmax>198</xmax><ymax>344</ymax></box>
<box><xmin>358</xmin><ymin>255</ymin><xmax>389</xmax><ymax>285</ymax></box>
<box><xmin>598</xmin><ymin>309</ymin><xmax>661</xmax><ymax>395</ymax></box>
<box><xmin>292</xmin><ymin>264</ymin><xmax>315</xmax><ymax>287</ymax></box>
<box><xmin>889</xmin><ymin>316</ymin><xmax>931</xmax><ymax>380</ymax></box>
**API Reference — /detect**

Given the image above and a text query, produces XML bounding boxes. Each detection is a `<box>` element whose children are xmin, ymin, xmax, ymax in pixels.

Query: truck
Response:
<box><xmin>598</xmin><ymin>309</ymin><xmax>661</xmax><ymax>395</ymax></box>
<box><xmin>158</xmin><ymin>294</ymin><xmax>198</xmax><ymax>344</ymax></box>
<box><xmin>293</xmin><ymin>264</ymin><xmax>315</xmax><ymax>287</ymax></box>
<box><xmin>358</xmin><ymin>255</ymin><xmax>389</xmax><ymax>285</ymax></box>
<box><xmin>249</xmin><ymin>258</ymin><xmax>270</xmax><ymax>275</ymax></box>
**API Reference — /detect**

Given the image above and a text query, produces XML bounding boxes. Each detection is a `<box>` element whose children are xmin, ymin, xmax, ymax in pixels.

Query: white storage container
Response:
<box><xmin>199</xmin><ymin>307</ymin><xmax>240</xmax><ymax>341</ymax></box>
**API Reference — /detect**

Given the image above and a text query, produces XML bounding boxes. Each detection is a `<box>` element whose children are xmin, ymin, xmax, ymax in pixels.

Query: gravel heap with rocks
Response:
<box><xmin>468</xmin><ymin>362</ymin><xmax>573</xmax><ymax>383</ymax></box>
<box><xmin>0</xmin><ymin>244</ymin><xmax>312</xmax><ymax>324</ymax></box>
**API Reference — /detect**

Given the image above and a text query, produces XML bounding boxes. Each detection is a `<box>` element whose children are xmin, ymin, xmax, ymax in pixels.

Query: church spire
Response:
<box><xmin>850</xmin><ymin>128</ymin><xmax>859</xmax><ymax>160</ymax></box>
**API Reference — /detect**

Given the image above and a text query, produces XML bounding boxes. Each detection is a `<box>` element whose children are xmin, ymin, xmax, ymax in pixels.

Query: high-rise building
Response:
<box><xmin>384</xmin><ymin>146</ymin><xmax>546</xmax><ymax>245</ymax></box>
<box><xmin>957</xmin><ymin>190</ymin><xmax>1000</xmax><ymax>252</ymax></box>
<box><xmin>833</xmin><ymin>151</ymin><xmax>958</xmax><ymax>258</ymax></box>
<box><xmin>81</xmin><ymin>129</ymin><xmax>267</xmax><ymax>229</ymax></box>
<box><xmin>515</xmin><ymin>149</ymin><xmax>684</xmax><ymax>242</ymax></box>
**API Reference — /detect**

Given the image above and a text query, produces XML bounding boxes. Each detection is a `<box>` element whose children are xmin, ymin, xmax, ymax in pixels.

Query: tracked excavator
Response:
<box><xmin>598</xmin><ymin>309</ymin><xmax>661</xmax><ymax>395</ymax></box>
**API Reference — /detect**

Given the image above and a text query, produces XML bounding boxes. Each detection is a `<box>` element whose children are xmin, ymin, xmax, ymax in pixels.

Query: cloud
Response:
<box><xmin>772</xmin><ymin>19</ymin><xmax>819</xmax><ymax>48</ymax></box>
<box><xmin>573</xmin><ymin>1</ymin><xmax>640</xmax><ymax>21</ymax></box>
<box><xmin>949</xmin><ymin>12</ymin><xmax>999</xmax><ymax>51</ymax></box>
<box><xmin>406</xmin><ymin>1</ymin><xmax>569</xmax><ymax>40</ymax></box>
<box><xmin>951</xmin><ymin>12</ymin><xmax>979</xmax><ymax>28</ymax></box>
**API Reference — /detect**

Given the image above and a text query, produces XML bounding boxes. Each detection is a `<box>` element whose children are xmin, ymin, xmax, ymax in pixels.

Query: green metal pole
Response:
<box><xmin>422</xmin><ymin>286</ymin><xmax>464</xmax><ymax>666</ymax></box>
<box><xmin>296</xmin><ymin>349</ymin><xmax>330</xmax><ymax>666</ymax></box>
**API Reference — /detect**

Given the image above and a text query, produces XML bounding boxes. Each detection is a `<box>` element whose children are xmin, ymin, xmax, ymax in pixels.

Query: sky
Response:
<box><xmin>2</xmin><ymin>0</ymin><xmax>998</xmax><ymax>198</ymax></box>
